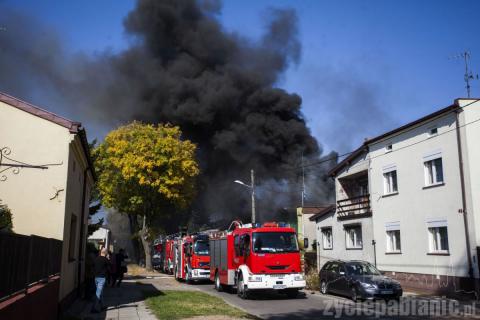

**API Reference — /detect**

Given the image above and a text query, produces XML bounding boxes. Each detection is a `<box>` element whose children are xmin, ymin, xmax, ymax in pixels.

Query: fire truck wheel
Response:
<box><xmin>214</xmin><ymin>272</ymin><xmax>223</xmax><ymax>292</ymax></box>
<box><xmin>237</xmin><ymin>274</ymin><xmax>249</xmax><ymax>299</ymax></box>
<box><xmin>186</xmin><ymin>269</ymin><xmax>192</xmax><ymax>284</ymax></box>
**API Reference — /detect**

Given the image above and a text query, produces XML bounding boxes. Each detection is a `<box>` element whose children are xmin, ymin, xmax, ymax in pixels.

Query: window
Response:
<box><xmin>424</xmin><ymin>158</ymin><xmax>444</xmax><ymax>185</ymax></box>
<box><xmin>68</xmin><ymin>215</ymin><xmax>78</xmax><ymax>261</ymax></box>
<box><xmin>385</xmin><ymin>144</ymin><xmax>393</xmax><ymax>152</ymax></box>
<box><xmin>428</xmin><ymin>127</ymin><xmax>438</xmax><ymax>137</ymax></box>
<box><xmin>234</xmin><ymin>235</ymin><xmax>240</xmax><ymax>256</ymax></box>
<box><xmin>385</xmin><ymin>222</ymin><xmax>401</xmax><ymax>253</ymax></box>
<box><xmin>428</xmin><ymin>226</ymin><xmax>449</xmax><ymax>253</ymax></box>
<box><xmin>345</xmin><ymin>225</ymin><xmax>362</xmax><ymax>249</ymax></box>
<box><xmin>386</xmin><ymin>230</ymin><xmax>401</xmax><ymax>253</ymax></box>
<box><xmin>383</xmin><ymin>170</ymin><xmax>398</xmax><ymax>194</ymax></box>
<box><xmin>252</xmin><ymin>232</ymin><xmax>298</xmax><ymax>253</ymax></box>
<box><xmin>322</xmin><ymin>228</ymin><xmax>333</xmax><ymax>249</ymax></box>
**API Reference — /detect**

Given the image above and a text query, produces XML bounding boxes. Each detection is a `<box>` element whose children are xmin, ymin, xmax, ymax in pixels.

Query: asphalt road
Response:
<box><xmin>191</xmin><ymin>281</ymin><xmax>480</xmax><ymax>320</ymax></box>
<box><xmin>143</xmin><ymin>275</ymin><xmax>480</xmax><ymax>319</ymax></box>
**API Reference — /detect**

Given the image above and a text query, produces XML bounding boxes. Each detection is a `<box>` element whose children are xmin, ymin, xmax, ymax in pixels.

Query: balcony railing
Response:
<box><xmin>336</xmin><ymin>194</ymin><xmax>371</xmax><ymax>220</ymax></box>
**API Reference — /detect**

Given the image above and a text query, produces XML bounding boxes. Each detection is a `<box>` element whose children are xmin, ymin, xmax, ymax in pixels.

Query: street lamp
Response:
<box><xmin>234</xmin><ymin>169</ymin><xmax>256</xmax><ymax>224</ymax></box>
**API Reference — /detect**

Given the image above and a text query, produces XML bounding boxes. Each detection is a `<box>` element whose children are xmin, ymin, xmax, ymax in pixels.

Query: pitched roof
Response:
<box><xmin>307</xmin><ymin>204</ymin><xmax>336</xmax><ymax>221</ymax></box>
<box><xmin>0</xmin><ymin>91</ymin><xmax>96</xmax><ymax>180</ymax></box>
<box><xmin>0</xmin><ymin>91</ymin><xmax>81</xmax><ymax>132</ymax></box>
<box><xmin>328</xmin><ymin>103</ymin><xmax>460</xmax><ymax>177</ymax></box>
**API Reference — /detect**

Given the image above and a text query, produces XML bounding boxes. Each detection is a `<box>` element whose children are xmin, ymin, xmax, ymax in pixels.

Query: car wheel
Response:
<box><xmin>214</xmin><ymin>272</ymin><xmax>223</xmax><ymax>292</ymax></box>
<box><xmin>237</xmin><ymin>274</ymin><xmax>249</xmax><ymax>299</ymax></box>
<box><xmin>351</xmin><ymin>287</ymin><xmax>359</xmax><ymax>303</ymax></box>
<box><xmin>320</xmin><ymin>280</ymin><xmax>328</xmax><ymax>294</ymax></box>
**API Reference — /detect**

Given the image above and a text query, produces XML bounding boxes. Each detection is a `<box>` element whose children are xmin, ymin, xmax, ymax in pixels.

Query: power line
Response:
<box><xmin>292</xmin><ymin>99</ymin><xmax>480</xmax><ymax>171</ymax></box>
<box><xmin>341</xmin><ymin>112</ymin><xmax>480</xmax><ymax>173</ymax></box>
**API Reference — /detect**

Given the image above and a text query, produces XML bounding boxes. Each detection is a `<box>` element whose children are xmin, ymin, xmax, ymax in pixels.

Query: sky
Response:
<box><xmin>1</xmin><ymin>0</ymin><xmax>479</xmax><ymax>154</ymax></box>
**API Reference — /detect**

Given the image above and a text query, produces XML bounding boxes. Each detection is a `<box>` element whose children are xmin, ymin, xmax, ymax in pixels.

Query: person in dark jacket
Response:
<box><xmin>113</xmin><ymin>249</ymin><xmax>128</xmax><ymax>287</ymax></box>
<box><xmin>91</xmin><ymin>248</ymin><xmax>110</xmax><ymax>313</ymax></box>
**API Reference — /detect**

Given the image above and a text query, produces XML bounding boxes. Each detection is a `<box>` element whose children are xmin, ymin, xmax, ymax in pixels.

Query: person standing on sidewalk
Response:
<box><xmin>113</xmin><ymin>248</ymin><xmax>128</xmax><ymax>287</ymax></box>
<box><xmin>91</xmin><ymin>248</ymin><xmax>110</xmax><ymax>313</ymax></box>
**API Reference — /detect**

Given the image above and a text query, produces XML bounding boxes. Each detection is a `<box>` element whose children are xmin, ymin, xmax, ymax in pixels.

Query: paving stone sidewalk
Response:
<box><xmin>63</xmin><ymin>280</ymin><xmax>158</xmax><ymax>320</ymax></box>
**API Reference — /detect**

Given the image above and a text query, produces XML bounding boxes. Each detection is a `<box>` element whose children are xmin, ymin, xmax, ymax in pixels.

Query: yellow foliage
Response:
<box><xmin>94</xmin><ymin>122</ymin><xmax>199</xmax><ymax>216</ymax></box>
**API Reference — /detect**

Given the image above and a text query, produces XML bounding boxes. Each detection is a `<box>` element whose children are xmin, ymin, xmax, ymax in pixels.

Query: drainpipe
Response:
<box><xmin>77</xmin><ymin>167</ymin><xmax>89</xmax><ymax>297</ymax></box>
<box><xmin>454</xmin><ymin>109</ymin><xmax>474</xmax><ymax>280</ymax></box>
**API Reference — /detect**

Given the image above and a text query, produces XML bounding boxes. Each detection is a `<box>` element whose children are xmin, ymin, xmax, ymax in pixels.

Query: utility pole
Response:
<box><xmin>251</xmin><ymin>169</ymin><xmax>256</xmax><ymax>224</ymax></box>
<box><xmin>234</xmin><ymin>170</ymin><xmax>256</xmax><ymax>224</ymax></box>
<box><xmin>301</xmin><ymin>152</ymin><xmax>306</xmax><ymax>207</ymax></box>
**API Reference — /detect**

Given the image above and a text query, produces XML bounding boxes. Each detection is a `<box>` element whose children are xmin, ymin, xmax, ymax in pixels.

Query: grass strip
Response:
<box><xmin>144</xmin><ymin>290</ymin><xmax>253</xmax><ymax>319</ymax></box>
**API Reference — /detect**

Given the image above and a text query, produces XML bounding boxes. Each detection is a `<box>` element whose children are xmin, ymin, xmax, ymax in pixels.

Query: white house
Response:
<box><xmin>315</xmin><ymin>98</ymin><xmax>480</xmax><ymax>296</ymax></box>
<box><xmin>0</xmin><ymin>92</ymin><xmax>95</xmax><ymax>307</ymax></box>
<box><xmin>88</xmin><ymin>226</ymin><xmax>112</xmax><ymax>251</ymax></box>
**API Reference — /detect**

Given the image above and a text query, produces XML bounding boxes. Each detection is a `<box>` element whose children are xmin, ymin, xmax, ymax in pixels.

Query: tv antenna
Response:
<box><xmin>450</xmin><ymin>51</ymin><xmax>478</xmax><ymax>98</ymax></box>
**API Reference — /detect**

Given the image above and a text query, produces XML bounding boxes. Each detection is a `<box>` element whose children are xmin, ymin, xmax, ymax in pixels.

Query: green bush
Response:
<box><xmin>0</xmin><ymin>200</ymin><xmax>13</xmax><ymax>232</ymax></box>
<box><xmin>305</xmin><ymin>268</ymin><xmax>320</xmax><ymax>291</ymax></box>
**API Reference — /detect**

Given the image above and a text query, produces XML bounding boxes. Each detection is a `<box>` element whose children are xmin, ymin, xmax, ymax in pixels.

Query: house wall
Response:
<box><xmin>315</xmin><ymin>151</ymin><xmax>374</xmax><ymax>271</ymax></box>
<box><xmin>0</xmin><ymin>101</ymin><xmax>70</xmax><ymax>239</ymax></box>
<box><xmin>368</xmin><ymin>110</ymin><xmax>471</xmax><ymax>280</ymax></box>
<box><xmin>59</xmin><ymin>136</ymin><xmax>92</xmax><ymax>302</ymax></box>
<box><xmin>315</xmin><ymin>212</ymin><xmax>374</xmax><ymax>270</ymax></box>
<box><xmin>0</xmin><ymin>101</ymin><xmax>93</xmax><ymax>302</ymax></box>
<box><xmin>458</xmin><ymin>99</ymin><xmax>480</xmax><ymax>277</ymax></box>
<box><xmin>296</xmin><ymin>208</ymin><xmax>317</xmax><ymax>251</ymax></box>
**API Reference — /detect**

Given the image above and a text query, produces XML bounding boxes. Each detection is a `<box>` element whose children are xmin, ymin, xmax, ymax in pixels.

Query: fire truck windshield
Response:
<box><xmin>193</xmin><ymin>241</ymin><xmax>209</xmax><ymax>255</ymax></box>
<box><xmin>252</xmin><ymin>232</ymin><xmax>299</xmax><ymax>253</ymax></box>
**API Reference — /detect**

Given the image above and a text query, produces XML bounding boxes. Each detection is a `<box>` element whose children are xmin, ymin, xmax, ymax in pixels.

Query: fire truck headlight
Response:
<box><xmin>294</xmin><ymin>274</ymin><xmax>304</xmax><ymax>281</ymax></box>
<box><xmin>248</xmin><ymin>276</ymin><xmax>263</xmax><ymax>282</ymax></box>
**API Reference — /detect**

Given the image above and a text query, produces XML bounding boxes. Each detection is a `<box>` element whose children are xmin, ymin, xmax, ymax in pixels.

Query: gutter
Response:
<box><xmin>454</xmin><ymin>109</ymin><xmax>474</xmax><ymax>279</ymax></box>
<box><xmin>77</xmin><ymin>166</ymin><xmax>89</xmax><ymax>297</ymax></box>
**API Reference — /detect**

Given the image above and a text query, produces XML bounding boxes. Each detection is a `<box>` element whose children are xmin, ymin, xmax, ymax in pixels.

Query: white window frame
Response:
<box><xmin>345</xmin><ymin>225</ymin><xmax>362</xmax><ymax>249</ymax></box>
<box><xmin>383</xmin><ymin>165</ymin><xmax>398</xmax><ymax>195</ymax></box>
<box><xmin>426</xmin><ymin>219</ymin><xmax>449</xmax><ymax>254</ymax></box>
<box><xmin>424</xmin><ymin>158</ymin><xmax>444</xmax><ymax>186</ymax></box>
<box><xmin>385</xmin><ymin>143</ymin><xmax>393</xmax><ymax>153</ymax></box>
<box><xmin>385</xmin><ymin>222</ymin><xmax>401</xmax><ymax>253</ymax></box>
<box><xmin>321</xmin><ymin>227</ymin><xmax>333</xmax><ymax>250</ymax></box>
<box><xmin>423</xmin><ymin>150</ymin><xmax>444</xmax><ymax>186</ymax></box>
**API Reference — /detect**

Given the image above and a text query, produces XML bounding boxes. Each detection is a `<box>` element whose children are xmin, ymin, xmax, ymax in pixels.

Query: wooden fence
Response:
<box><xmin>0</xmin><ymin>233</ymin><xmax>62</xmax><ymax>301</ymax></box>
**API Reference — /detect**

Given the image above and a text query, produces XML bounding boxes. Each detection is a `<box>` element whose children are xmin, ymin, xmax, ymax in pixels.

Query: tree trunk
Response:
<box><xmin>127</xmin><ymin>214</ymin><xmax>140</xmax><ymax>263</ymax></box>
<box><xmin>141</xmin><ymin>215</ymin><xmax>153</xmax><ymax>271</ymax></box>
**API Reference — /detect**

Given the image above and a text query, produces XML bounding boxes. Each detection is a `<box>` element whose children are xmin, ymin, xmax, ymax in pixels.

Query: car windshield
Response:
<box><xmin>252</xmin><ymin>232</ymin><xmax>299</xmax><ymax>253</ymax></box>
<box><xmin>193</xmin><ymin>241</ymin><xmax>209</xmax><ymax>256</ymax></box>
<box><xmin>346</xmin><ymin>262</ymin><xmax>381</xmax><ymax>276</ymax></box>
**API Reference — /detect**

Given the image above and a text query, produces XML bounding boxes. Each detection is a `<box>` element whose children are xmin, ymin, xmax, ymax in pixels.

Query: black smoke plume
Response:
<box><xmin>0</xmin><ymin>0</ymin><xmax>334</xmax><ymax>230</ymax></box>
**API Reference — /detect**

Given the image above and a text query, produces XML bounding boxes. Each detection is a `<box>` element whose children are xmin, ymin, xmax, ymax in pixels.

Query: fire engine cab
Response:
<box><xmin>209</xmin><ymin>221</ymin><xmax>306</xmax><ymax>299</ymax></box>
<box><xmin>174</xmin><ymin>233</ymin><xmax>211</xmax><ymax>282</ymax></box>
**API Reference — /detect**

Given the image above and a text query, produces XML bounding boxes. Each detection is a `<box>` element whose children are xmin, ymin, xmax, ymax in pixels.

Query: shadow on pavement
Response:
<box><xmin>61</xmin><ymin>280</ymin><xmax>162</xmax><ymax>320</ymax></box>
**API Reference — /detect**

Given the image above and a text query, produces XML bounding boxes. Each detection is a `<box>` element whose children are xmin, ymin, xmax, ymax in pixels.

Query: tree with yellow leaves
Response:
<box><xmin>94</xmin><ymin>122</ymin><xmax>199</xmax><ymax>270</ymax></box>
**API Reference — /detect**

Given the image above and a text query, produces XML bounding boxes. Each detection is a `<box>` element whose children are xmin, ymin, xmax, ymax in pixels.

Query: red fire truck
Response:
<box><xmin>163</xmin><ymin>237</ymin><xmax>176</xmax><ymax>274</ymax></box>
<box><xmin>174</xmin><ymin>233</ymin><xmax>211</xmax><ymax>282</ymax></box>
<box><xmin>209</xmin><ymin>221</ymin><xmax>306</xmax><ymax>299</ymax></box>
